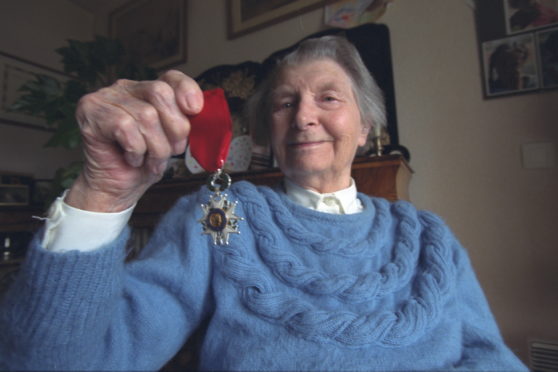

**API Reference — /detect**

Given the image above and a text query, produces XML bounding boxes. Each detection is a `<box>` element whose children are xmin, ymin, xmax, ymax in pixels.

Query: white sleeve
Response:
<box><xmin>41</xmin><ymin>191</ymin><xmax>135</xmax><ymax>253</ymax></box>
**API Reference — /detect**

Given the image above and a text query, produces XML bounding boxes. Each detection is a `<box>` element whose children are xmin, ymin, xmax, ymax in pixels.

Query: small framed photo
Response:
<box><xmin>324</xmin><ymin>0</ymin><xmax>392</xmax><ymax>29</ymax></box>
<box><xmin>0</xmin><ymin>185</ymin><xmax>29</xmax><ymax>206</ymax></box>
<box><xmin>504</xmin><ymin>0</ymin><xmax>558</xmax><ymax>35</ymax></box>
<box><xmin>228</xmin><ymin>0</ymin><xmax>332</xmax><ymax>39</ymax></box>
<box><xmin>482</xmin><ymin>33</ymin><xmax>540</xmax><ymax>97</ymax></box>
<box><xmin>110</xmin><ymin>0</ymin><xmax>187</xmax><ymax>70</ymax></box>
<box><xmin>536</xmin><ymin>27</ymin><xmax>558</xmax><ymax>88</ymax></box>
<box><xmin>0</xmin><ymin>51</ymin><xmax>68</xmax><ymax>131</ymax></box>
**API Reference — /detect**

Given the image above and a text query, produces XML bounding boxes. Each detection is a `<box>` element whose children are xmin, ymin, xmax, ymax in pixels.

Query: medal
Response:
<box><xmin>188</xmin><ymin>88</ymin><xmax>243</xmax><ymax>245</ymax></box>
<box><xmin>198</xmin><ymin>169</ymin><xmax>243</xmax><ymax>245</ymax></box>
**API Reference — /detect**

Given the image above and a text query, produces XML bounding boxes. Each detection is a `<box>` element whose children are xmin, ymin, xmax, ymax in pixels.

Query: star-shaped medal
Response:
<box><xmin>199</xmin><ymin>192</ymin><xmax>243</xmax><ymax>245</ymax></box>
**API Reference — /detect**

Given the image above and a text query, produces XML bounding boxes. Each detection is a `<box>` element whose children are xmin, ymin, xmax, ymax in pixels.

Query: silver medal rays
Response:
<box><xmin>199</xmin><ymin>169</ymin><xmax>243</xmax><ymax>245</ymax></box>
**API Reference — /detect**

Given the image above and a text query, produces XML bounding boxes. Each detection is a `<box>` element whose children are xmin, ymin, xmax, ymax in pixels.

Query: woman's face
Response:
<box><xmin>270</xmin><ymin>59</ymin><xmax>369</xmax><ymax>192</ymax></box>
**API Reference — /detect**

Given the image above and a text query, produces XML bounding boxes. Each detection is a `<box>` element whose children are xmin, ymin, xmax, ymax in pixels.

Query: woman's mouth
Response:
<box><xmin>288</xmin><ymin>139</ymin><xmax>332</xmax><ymax>148</ymax></box>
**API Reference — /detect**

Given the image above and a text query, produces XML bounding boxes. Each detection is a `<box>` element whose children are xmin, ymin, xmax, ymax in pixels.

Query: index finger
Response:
<box><xmin>158</xmin><ymin>70</ymin><xmax>203</xmax><ymax>115</ymax></box>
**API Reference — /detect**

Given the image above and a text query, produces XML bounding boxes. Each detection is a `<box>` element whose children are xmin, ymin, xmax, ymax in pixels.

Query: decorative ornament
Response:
<box><xmin>188</xmin><ymin>88</ymin><xmax>242</xmax><ymax>245</ymax></box>
<box><xmin>198</xmin><ymin>169</ymin><xmax>243</xmax><ymax>245</ymax></box>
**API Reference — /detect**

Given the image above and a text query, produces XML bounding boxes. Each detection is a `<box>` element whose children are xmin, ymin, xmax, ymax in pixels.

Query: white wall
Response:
<box><xmin>381</xmin><ymin>2</ymin><xmax>558</xmax><ymax>362</ymax></box>
<box><xmin>1</xmin><ymin>0</ymin><xmax>556</xmax><ymax>364</ymax></box>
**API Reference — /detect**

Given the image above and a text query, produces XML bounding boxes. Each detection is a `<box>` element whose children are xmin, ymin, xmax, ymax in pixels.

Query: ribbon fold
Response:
<box><xmin>188</xmin><ymin>88</ymin><xmax>233</xmax><ymax>172</ymax></box>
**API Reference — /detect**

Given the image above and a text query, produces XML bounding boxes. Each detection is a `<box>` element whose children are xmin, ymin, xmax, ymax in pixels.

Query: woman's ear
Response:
<box><xmin>358</xmin><ymin>124</ymin><xmax>371</xmax><ymax>146</ymax></box>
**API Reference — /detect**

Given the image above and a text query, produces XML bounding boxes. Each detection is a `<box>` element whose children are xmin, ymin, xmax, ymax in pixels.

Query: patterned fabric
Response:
<box><xmin>219</xmin><ymin>185</ymin><xmax>455</xmax><ymax>347</ymax></box>
<box><xmin>0</xmin><ymin>182</ymin><xmax>527</xmax><ymax>371</ymax></box>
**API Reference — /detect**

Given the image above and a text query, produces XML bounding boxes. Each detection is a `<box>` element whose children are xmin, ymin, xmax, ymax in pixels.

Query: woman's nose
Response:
<box><xmin>292</xmin><ymin>98</ymin><xmax>318</xmax><ymax>130</ymax></box>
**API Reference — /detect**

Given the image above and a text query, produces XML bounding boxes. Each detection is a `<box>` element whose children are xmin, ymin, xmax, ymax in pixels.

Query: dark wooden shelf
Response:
<box><xmin>0</xmin><ymin>207</ymin><xmax>44</xmax><ymax>233</ymax></box>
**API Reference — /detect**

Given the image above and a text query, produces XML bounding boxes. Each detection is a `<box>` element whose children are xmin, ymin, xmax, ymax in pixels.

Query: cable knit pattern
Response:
<box><xmin>253</xmin><ymin>186</ymin><xmax>392</xmax><ymax>257</ymax></box>
<box><xmin>211</xmin><ymin>182</ymin><xmax>457</xmax><ymax>346</ymax></box>
<box><xmin>236</xmin><ymin>183</ymin><xmax>420</xmax><ymax>304</ymax></box>
<box><xmin>0</xmin><ymin>181</ymin><xmax>528</xmax><ymax>371</ymax></box>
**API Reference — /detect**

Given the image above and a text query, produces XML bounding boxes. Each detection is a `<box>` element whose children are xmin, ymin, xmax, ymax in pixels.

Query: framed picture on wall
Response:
<box><xmin>0</xmin><ymin>185</ymin><xmax>29</xmax><ymax>206</ymax></box>
<box><xmin>227</xmin><ymin>0</ymin><xmax>333</xmax><ymax>39</ymax></box>
<box><xmin>504</xmin><ymin>0</ymin><xmax>558</xmax><ymax>35</ymax></box>
<box><xmin>109</xmin><ymin>0</ymin><xmax>187</xmax><ymax>70</ymax></box>
<box><xmin>0</xmin><ymin>51</ymin><xmax>68</xmax><ymax>131</ymax></box>
<box><xmin>482</xmin><ymin>33</ymin><xmax>539</xmax><ymax>97</ymax></box>
<box><xmin>537</xmin><ymin>26</ymin><xmax>558</xmax><ymax>88</ymax></box>
<box><xmin>475</xmin><ymin>0</ymin><xmax>558</xmax><ymax>98</ymax></box>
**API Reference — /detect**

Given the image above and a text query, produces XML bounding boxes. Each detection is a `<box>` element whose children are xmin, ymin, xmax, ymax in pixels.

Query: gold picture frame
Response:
<box><xmin>110</xmin><ymin>0</ymin><xmax>188</xmax><ymax>70</ymax></box>
<box><xmin>228</xmin><ymin>0</ymin><xmax>332</xmax><ymax>39</ymax></box>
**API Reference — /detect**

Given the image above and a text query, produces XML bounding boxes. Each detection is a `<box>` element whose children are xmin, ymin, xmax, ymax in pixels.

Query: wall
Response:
<box><xmin>1</xmin><ymin>0</ymin><xmax>556</xmax><ymax>364</ymax></box>
<box><xmin>0</xmin><ymin>0</ymin><xmax>93</xmax><ymax>178</ymax></box>
<box><xmin>381</xmin><ymin>1</ymin><xmax>558</xmax><ymax>362</ymax></box>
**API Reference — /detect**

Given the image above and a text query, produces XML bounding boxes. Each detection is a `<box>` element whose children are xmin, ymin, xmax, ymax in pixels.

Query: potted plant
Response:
<box><xmin>11</xmin><ymin>36</ymin><xmax>157</xmax><ymax>206</ymax></box>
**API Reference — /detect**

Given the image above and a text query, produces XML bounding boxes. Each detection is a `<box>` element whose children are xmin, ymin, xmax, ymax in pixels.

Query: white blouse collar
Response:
<box><xmin>283</xmin><ymin>178</ymin><xmax>363</xmax><ymax>215</ymax></box>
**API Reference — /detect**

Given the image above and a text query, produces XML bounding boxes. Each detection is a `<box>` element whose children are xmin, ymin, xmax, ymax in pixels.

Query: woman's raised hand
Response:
<box><xmin>65</xmin><ymin>70</ymin><xmax>203</xmax><ymax>212</ymax></box>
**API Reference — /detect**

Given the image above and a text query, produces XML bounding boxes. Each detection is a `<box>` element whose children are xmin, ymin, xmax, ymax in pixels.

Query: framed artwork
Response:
<box><xmin>0</xmin><ymin>185</ymin><xmax>29</xmax><ymax>206</ymax></box>
<box><xmin>482</xmin><ymin>33</ymin><xmax>539</xmax><ymax>96</ymax></box>
<box><xmin>110</xmin><ymin>0</ymin><xmax>187</xmax><ymax>70</ymax></box>
<box><xmin>504</xmin><ymin>0</ymin><xmax>558</xmax><ymax>35</ymax></box>
<box><xmin>0</xmin><ymin>51</ymin><xmax>68</xmax><ymax>131</ymax></box>
<box><xmin>324</xmin><ymin>0</ymin><xmax>393</xmax><ymax>29</ymax></box>
<box><xmin>537</xmin><ymin>27</ymin><xmax>558</xmax><ymax>88</ymax></box>
<box><xmin>475</xmin><ymin>0</ymin><xmax>558</xmax><ymax>98</ymax></box>
<box><xmin>228</xmin><ymin>0</ymin><xmax>333</xmax><ymax>39</ymax></box>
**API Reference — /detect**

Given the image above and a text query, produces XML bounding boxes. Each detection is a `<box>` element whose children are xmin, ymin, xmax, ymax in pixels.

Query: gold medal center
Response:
<box><xmin>206</xmin><ymin>208</ymin><xmax>227</xmax><ymax>232</ymax></box>
<box><xmin>209</xmin><ymin>212</ymin><xmax>223</xmax><ymax>228</ymax></box>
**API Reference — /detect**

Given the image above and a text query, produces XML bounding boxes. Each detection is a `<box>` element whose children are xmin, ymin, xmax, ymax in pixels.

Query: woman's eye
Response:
<box><xmin>275</xmin><ymin>101</ymin><xmax>293</xmax><ymax>110</ymax></box>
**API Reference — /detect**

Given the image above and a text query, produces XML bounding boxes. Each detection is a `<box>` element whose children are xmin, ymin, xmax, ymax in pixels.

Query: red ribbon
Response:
<box><xmin>188</xmin><ymin>88</ymin><xmax>233</xmax><ymax>172</ymax></box>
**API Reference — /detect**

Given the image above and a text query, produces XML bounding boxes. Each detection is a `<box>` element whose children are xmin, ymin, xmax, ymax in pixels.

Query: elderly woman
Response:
<box><xmin>0</xmin><ymin>36</ymin><xmax>526</xmax><ymax>371</ymax></box>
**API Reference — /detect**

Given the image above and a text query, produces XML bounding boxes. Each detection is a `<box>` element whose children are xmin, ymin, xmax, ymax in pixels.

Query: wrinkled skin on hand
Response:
<box><xmin>66</xmin><ymin>70</ymin><xmax>204</xmax><ymax>212</ymax></box>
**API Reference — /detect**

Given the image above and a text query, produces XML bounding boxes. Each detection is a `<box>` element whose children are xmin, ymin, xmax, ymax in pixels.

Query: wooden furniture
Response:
<box><xmin>0</xmin><ymin>207</ymin><xmax>42</xmax><ymax>292</ymax></box>
<box><xmin>0</xmin><ymin>207</ymin><xmax>43</xmax><ymax>234</ymax></box>
<box><xmin>131</xmin><ymin>155</ymin><xmax>412</xmax><ymax>229</ymax></box>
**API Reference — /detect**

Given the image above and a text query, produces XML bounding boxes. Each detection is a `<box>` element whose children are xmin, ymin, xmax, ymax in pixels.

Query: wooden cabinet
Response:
<box><xmin>130</xmin><ymin>155</ymin><xmax>412</xmax><ymax>229</ymax></box>
<box><xmin>350</xmin><ymin>155</ymin><xmax>412</xmax><ymax>202</ymax></box>
<box><xmin>0</xmin><ymin>207</ymin><xmax>43</xmax><ymax>233</ymax></box>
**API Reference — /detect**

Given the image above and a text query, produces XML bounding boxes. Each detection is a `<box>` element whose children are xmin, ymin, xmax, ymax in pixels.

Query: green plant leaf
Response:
<box><xmin>10</xmin><ymin>35</ymin><xmax>155</xmax><ymax>190</ymax></box>
<box><xmin>51</xmin><ymin>161</ymin><xmax>83</xmax><ymax>195</ymax></box>
<box><xmin>44</xmin><ymin>116</ymin><xmax>81</xmax><ymax>149</ymax></box>
<box><xmin>64</xmin><ymin>80</ymin><xmax>87</xmax><ymax>102</ymax></box>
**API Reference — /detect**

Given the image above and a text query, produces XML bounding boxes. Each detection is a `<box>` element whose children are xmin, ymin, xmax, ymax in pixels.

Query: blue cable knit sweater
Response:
<box><xmin>0</xmin><ymin>181</ymin><xmax>526</xmax><ymax>371</ymax></box>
